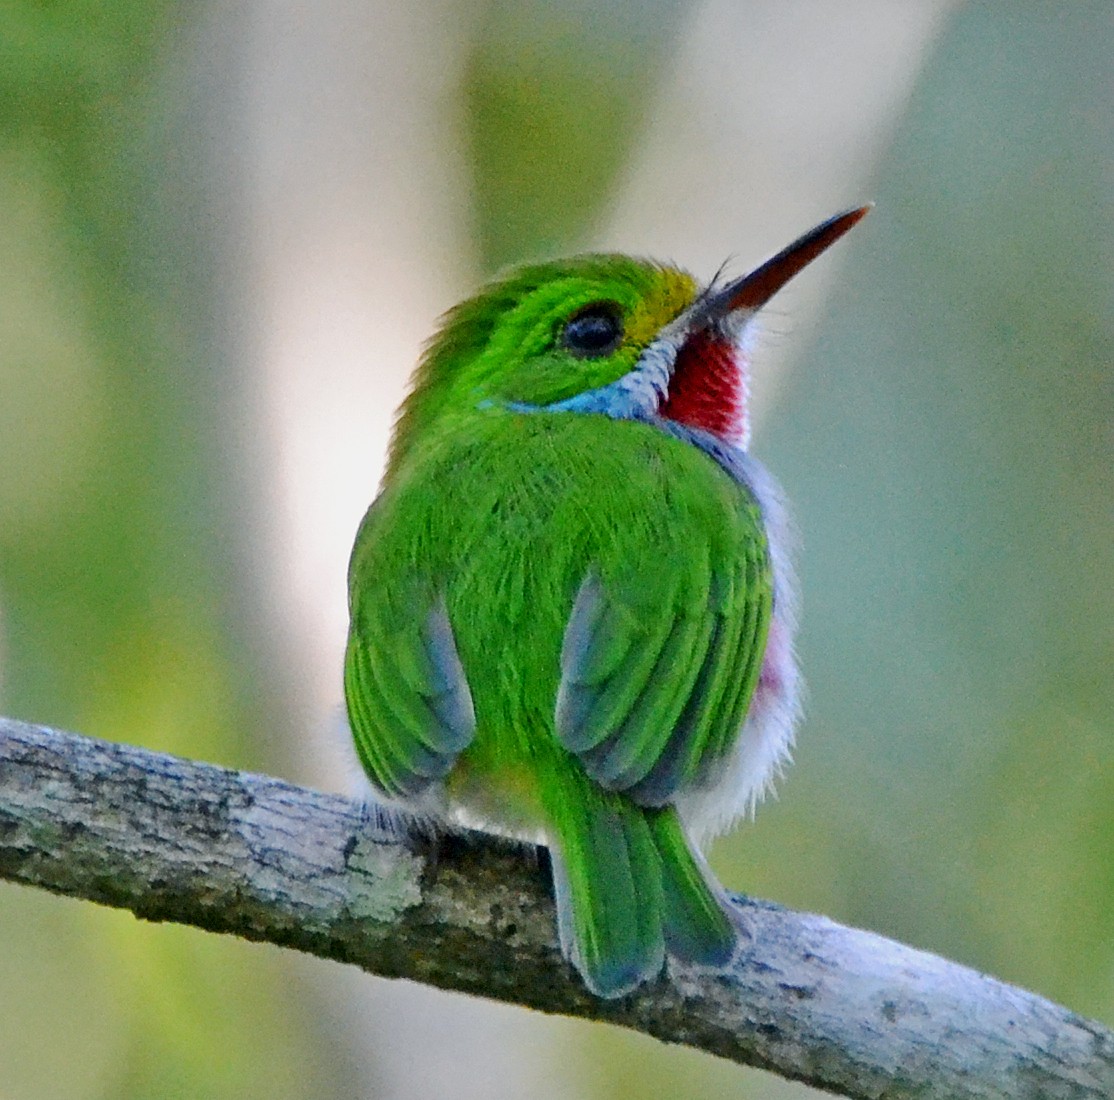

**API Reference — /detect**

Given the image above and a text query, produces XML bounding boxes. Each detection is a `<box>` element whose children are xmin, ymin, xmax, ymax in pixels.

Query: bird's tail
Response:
<box><xmin>545</xmin><ymin>767</ymin><xmax>739</xmax><ymax>998</ymax></box>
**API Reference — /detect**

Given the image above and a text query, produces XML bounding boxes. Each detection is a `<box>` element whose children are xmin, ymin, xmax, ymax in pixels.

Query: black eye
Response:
<box><xmin>561</xmin><ymin>303</ymin><xmax>624</xmax><ymax>358</ymax></box>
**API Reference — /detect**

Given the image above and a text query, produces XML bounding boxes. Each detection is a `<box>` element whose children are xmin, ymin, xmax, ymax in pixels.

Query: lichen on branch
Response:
<box><xmin>0</xmin><ymin>716</ymin><xmax>1111</xmax><ymax>1100</ymax></box>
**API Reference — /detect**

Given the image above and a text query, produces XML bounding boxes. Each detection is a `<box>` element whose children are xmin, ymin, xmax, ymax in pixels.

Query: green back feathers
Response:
<box><xmin>347</xmin><ymin>407</ymin><xmax>770</xmax><ymax>994</ymax></box>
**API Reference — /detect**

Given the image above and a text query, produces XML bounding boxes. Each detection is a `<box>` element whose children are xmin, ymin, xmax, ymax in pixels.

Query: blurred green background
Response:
<box><xmin>0</xmin><ymin>2</ymin><xmax>1110</xmax><ymax>1098</ymax></box>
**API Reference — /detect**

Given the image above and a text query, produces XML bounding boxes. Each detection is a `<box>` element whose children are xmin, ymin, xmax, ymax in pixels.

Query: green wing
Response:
<box><xmin>345</xmin><ymin>506</ymin><xmax>475</xmax><ymax>801</ymax></box>
<box><xmin>555</xmin><ymin>509</ymin><xmax>771</xmax><ymax>806</ymax></box>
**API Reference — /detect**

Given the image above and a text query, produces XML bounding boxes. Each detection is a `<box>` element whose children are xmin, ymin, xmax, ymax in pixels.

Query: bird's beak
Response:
<box><xmin>697</xmin><ymin>205</ymin><xmax>872</xmax><ymax>326</ymax></box>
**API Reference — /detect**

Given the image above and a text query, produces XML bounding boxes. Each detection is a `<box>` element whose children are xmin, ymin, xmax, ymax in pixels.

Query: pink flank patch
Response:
<box><xmin>752</xmin><ymin>618</ymin><xmax>790</xmax><ymax>717</ymax></box>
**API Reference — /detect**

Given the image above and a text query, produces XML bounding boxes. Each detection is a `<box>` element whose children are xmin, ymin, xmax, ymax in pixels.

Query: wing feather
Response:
<box><xmin>701</xmin><ymin>536</ymin><xmax>771</xmax><ymax>769</ymax></box>
<box><xmin>555</xmin><ymin>514</ymin><xmax>771</xmax><ymax>805</ymax></box>
<box><xmin>624</xmin><ymin>557</ymin><xmax>750</xmax><ymax>804</ymax></box>
<box><xmin>556</xmin><ymin>573</ymin><xmax>682</xmax><ymax>753</ymax></box>
<box><xmin>345</xmin><ymin>589</ymin><xmax>476</xmax><ymax>801</ymax></box>
<box><xmin>577</xmin><ymin>591</ymin><xmax>714</xmax><ymax>791</ymax></box>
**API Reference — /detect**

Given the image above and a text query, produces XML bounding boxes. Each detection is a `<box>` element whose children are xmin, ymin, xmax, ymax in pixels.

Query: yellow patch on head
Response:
<box><xmin>622</xmin><ymin>266</ymin><xmax>699</xmax><ymax>351</ymax></box>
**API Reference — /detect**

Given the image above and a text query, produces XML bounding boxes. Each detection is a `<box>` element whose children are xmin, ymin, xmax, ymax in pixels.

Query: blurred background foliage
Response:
<box><xmin>0</xmin><ymin>2</ymin><xmax>1110</xmax><ymax>1099</ymax></box>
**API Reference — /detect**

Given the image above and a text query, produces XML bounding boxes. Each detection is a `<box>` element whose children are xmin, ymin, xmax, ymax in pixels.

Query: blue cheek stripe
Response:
<box><xmin>495</xmin><ymin>335</ymin><xmax>677</xmax><ymax>421</ymax></box>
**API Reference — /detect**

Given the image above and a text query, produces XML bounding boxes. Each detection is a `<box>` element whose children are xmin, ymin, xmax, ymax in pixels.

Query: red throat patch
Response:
<box><xmin>660</xmin><ymin>331</ymin><xmax>746</xmax><ymax>443</ymax></box>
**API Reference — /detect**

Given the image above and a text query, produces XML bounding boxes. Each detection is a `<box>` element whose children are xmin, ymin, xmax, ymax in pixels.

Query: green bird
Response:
<box><xmin>344</xmin><ymin>208</ymin><xmax>869</xmax><ymax>997</ymax></box>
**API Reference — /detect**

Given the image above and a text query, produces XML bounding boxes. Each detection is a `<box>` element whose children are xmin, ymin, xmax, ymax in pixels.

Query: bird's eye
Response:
<box><xmin>560</xmin><ymin>303</ymin><xmax>624</xmax><ymax>358</ymax></box>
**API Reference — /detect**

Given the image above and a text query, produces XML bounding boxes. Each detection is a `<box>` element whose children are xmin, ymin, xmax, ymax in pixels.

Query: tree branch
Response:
<box><xmin>0</xmin><ymin>716</ymin><xmax>1110</xmax><ymax>1099</ymax></box>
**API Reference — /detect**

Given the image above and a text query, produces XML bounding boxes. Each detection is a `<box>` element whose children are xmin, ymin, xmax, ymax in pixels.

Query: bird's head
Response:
<box><xmin>390</xmin><ymin>207</ymin><xmax>869</xmax><ymax>467</ymax></box>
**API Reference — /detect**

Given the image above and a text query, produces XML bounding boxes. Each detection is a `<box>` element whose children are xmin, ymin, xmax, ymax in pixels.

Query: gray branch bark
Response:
<box><xmin>0</xmin><ymin>716</ymin><xmax>1111</xmax><ymax>1099</ymax></box>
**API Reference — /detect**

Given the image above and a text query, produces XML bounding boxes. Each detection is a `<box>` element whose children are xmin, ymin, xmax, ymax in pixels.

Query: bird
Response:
<box><xmin>343</xmin><ymin>207</ymin><xmax>870</xmax><ymax>997</ymax></box>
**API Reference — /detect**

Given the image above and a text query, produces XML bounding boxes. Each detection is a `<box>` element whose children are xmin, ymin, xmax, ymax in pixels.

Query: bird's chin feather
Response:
<box><xmin>660</xmin><ymin>328</ymin><xmax>749</xmax><ymax>448</ymax></box>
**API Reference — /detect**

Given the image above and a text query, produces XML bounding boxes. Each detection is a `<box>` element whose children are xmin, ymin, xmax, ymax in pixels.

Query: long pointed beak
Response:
<box><xmin>699</xmin><ymin>205</ymin><xmax>872</xmax><ymax>325</ymax></box>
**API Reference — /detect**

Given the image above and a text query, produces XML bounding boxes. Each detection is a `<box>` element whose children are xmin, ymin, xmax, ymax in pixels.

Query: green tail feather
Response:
<box><xmin>548</xmin><ymin>770</ymin><xmax>665</xmax><ymax>997</ymax></box>
<box><xmin>546</xmin><ymin>769</ymin><xmax>738</xmax><ymax>997</ymax></box>
<box><xmin>646</xmin><ymin>807</ymin><xmax>739</xmax><ymax>968</ymax></box>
